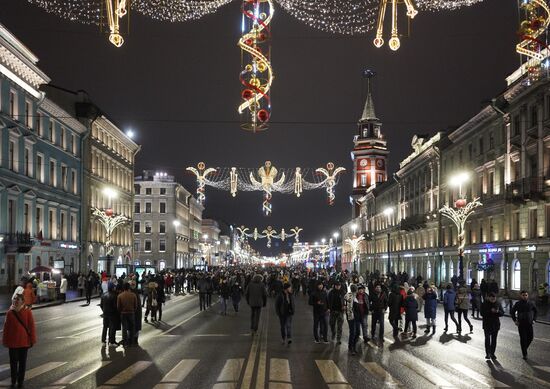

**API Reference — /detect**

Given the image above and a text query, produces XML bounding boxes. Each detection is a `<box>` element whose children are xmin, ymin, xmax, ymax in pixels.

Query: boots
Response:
<box><xmin>432</xmin><ymin>325</ymin><xmax>436</xmax><ymax>334</ymax></box>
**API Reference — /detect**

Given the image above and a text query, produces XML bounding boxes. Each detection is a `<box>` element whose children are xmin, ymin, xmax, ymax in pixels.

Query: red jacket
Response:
<box><xmin>399</xmin><ymin>288</ymin><xmax>407</xmax><ymax>314</ymax></box>
<box><xmin>3</xmin><ymin>308</ymin><xmax>37</xmax><ymax>348</ymax></box>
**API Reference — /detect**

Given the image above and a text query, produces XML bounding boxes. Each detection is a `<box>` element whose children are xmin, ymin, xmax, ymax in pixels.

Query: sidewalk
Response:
<box><xmin>0</xmin><ymin>288</ymin><xmax>100</xmax><ymax>316</ymax></box>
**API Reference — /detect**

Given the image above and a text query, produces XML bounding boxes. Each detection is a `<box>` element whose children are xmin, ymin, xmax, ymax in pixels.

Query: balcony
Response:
<box><xmin>400</xmin><ymin>214</ymin><xmax>426</xmax><ymax>231</ymax></box>
<box><xmin>506</xmin><ymin>177</ymin><xmax>546</xmax><ymax>202</ymax></box>
<box><xmin>3</xmin><ymin>232</ymin><xmax>32</xmax><ymax>253</ymax></box>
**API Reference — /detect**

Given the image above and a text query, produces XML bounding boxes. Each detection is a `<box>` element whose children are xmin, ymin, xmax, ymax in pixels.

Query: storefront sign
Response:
<box><xmin>59</xmin><ymin>243</ymin><xmax>78</xmax><ymax>249</ymax></box>
<box><xmin>526</xmin><ymin>245</ymin><xmax>537</xmax><ymax>252</ymax></box>
<box><xmin>508</xmin><ymin>246</ymin><xmax>520</xmax><ymax>252</ymax></box>
<box><xmin>463</xmin><ymin>249</ymin><xmax>471</xmax><ymax>254</ymax></box>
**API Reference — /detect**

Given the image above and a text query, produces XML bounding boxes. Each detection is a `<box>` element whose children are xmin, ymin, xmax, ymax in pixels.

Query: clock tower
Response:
<box><xmin>351</xmin><ymin>71</ymin><xmax>389</xmax><ymax>216</ymax></box>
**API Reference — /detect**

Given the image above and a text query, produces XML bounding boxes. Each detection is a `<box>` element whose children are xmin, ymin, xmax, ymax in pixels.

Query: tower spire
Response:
<box><xmin>360</xmin><ymin>69</ymin><xmax>378</xmax><ymax>122</ymax></box>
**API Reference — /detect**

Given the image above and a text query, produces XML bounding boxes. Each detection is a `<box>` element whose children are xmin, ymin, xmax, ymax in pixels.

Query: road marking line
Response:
<box><xmin>0</xmin><ymin>365</ymin><xmax>9</xmax><ymax>374</ymax></box>
<box><xmin>535</xmin><ymin>366</ymin><xmax>550</xmax><ymax>373</ymax></box>
<box><xmin>157</xmin><ymin>359</ymin><xmax>199</xmax><ymax>384</ymax></box>
<box><xmin>55</xmin><ymin>326</ymin><xmax>99</xmax><ymax>339</ymax></box>
<box><xmin>401</xmin><ymin>360</ymin><xmax>455</xmax><ymax>388</ymax></box>
<box><xmin>47</xmin><ymin>361</ymin><xmax>111</xmax><ymax>387</ymax></box>
<box><xmin>268</xmin><ymin>383</ymin><xmax>293</xmax><ymax>389</ymax></box>
<box><xmin>0</xmin><ymin>362</ymin><xmax>66</xmax><ymax>386</ymax></box>
<box><xmin>535</xmin><ymin>337</ymin><xmax>550</xmax><ymax>343</ymax></box>
<box><xmin>315</xmin><ymin>360</ymin><xmax>348</xmax><ymax>384</ymax></box>
<box><xmin>217</xmin><ymin>359</ymin><xmax>245</xmax><ymax>383</ymax></box>
<box><xmin>448</xmin><ymin>363</ymin><xmax>509</xmax><ymax>387</ymax></box>
<box><xmin>213</xmin><ymin>383</ymin><xmax>239</xmax><ymax>389</ymax></box>
<box><xmin>256</xmin><ymin>312</ymin><xmax>269</xmax><ymax>389</ymax></box>
<box><xmin>161</xmin><ymin>310</ymin><xmax>202</xmax><ymax>335</ymax></box>
<box><xmin>326</xmin><ymin>385</ymin><xmax>352</xmax><ymax>389</ymax></box>
<box><xmin>98</xmin><ymin>361</ymin><xmax>152</xmax><ymax>387</ymax></box>
<box><xmin>360</xmin><ymin>361</ymin><xmax>402</xmax><ymax>388</ymax></box>
<box><xmin>269</xmin><ymin>359</ymin><xmax>291</xmax><ymax>384</ymax></box>
<box><xmin>36</xmin><ymin>315</ymin><xmax>64</xmax><ymax>325</ymax></box>
<box><xmin>241</xmin><ymin>314</ymin><xmax>263</xmax><ymax>389</ymax></box>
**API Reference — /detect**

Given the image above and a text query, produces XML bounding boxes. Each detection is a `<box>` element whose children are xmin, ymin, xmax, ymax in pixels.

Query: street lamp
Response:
<box><xmin>383</xmin><ymin>207</ymin><xmax>394</xmax><ymax>275</ymax></box>
<box><xmin>440</xmin><ymin>171</ymin><xmax>482</xmax><ymax>283</ymax></box>
<box><xmin>173</xmin><ymin>220</ymin><xmax>180</xmax><ymax>269</ymax></box>
<box><xmin>332</xmin><ymin>232</ymin><xmax>340</xmax><ymax>271</ymax></box>
<box><xmin>346</xmin><ymin>225</ymin><xmax>364</xmax><ymax>273</ymax></box>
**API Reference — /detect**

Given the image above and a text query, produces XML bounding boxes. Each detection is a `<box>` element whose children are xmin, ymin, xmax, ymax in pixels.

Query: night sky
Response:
<box><xmin>2</xmin><ymin>0</ymin><xmax>518</xmax><ymax>255</ymax></box>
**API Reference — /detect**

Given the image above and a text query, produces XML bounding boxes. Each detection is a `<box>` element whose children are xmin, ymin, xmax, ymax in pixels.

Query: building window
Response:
<box><xmin>133</xmin><ymin>239</ymin><xmax>140</xmax><ymax>252</ymax></box>
<box><xmin>61</xmin><ymin>165</ymin><xmax>68</xmax><ymax>191</ymax></box>
<box><xmin>8</xmin><ymin>200</ymin><xmax>16</xmax><ymax>233</ymax></box>
<box><xmin>489</xmin><ymin>131</ymin><xmax>494</xmax><ymax>150</ymax></box>
<box><xmin>60</xmin><ymin>127</ymin><xmax>65</xmax><ymax>149</ymax></box>
<box><xmin>160</xmin><ymin>202</ymin><xmax>166</xmax><ymax>213</ymax></box>
<box><xmin>9</xmin><ymin>140</ymin><xmax>15</xmax><ymax>171</ymax></box>
<box><xmin>50</xmin><ymin>160</ymin><xmax>57</xmax><ymax>187</ymax></box>
<box><xmin>36</xmin><ymin>207</ymin><xmax>43</xmax><ymax>237</ymax></box>
<box><xmin>49</xmin><ymin>121</ymin><xmax>54</xmax><ymax>143</ymax></box>
<box><xmin>145</xmin><ymin>222</ymin><xmax>152</xmax><ymax>234</ymax></box>
<box><xmin>37</xmin><ymin>154</ymin><xmax>44</xmax><ymax>183</ymax></box>
<box><xmin>360</xmin><ymin>175</ymin><xmax>367</xmax><ymax>187</ymax></box>
<box><xmin>513</xmin><ymin>115</ymin><xmax>520</xmax><ymax>136</ymax></box>
<box><xmin>24</xmin><ymin>147</ymin><xmax>31</xmax><ymax>177</ymax></box>
<box><xmin>145</xmin><ymin>202</ymin><xmax>151</xmax><ymax>213</ymax></box>
<box><xmin>9</xmin><ymin>90</ymin><xmax>17</xmax><ymax>118</ymax></box>
<box><xmin>36</xmin><ymin>113</ymin><xmax>43</xmax><ymax>136</ymax></box>
<box><xmin>479</xmin><ymin>137</ymin><xmax>484</xmax><ymax>154</ymax></box>
<box><xmin>70</xmin><ymin>214</ymin><xmax>76</xmax><ymax>241</ymax></box>
<box><xmin>531</xmin><ymin>105</ymin><xmax>538</xmax><ymax>127</ymax></box>
<box><xmin>134</xmin><ymin>202</ymin><xmax>140</xmax><ymax>213</ymax></box>
<box><xmin>144</xmin><ymin>240</ymin><xmax>152</xmax><ymax>252</ymax></box>
<box><xmin>134</xmin><ymin>222</ymin><xmax>140</xmax><ymax>234</ymax></box>
<box><xmin>160</xmin><ymin>188</ymin><xmax>166</xmax><ymax>195</ymax></box>
<box><xmin>159</xmin><ymin>240</ymin><xmax>166</xmax><ymax>252</ymax></box>
<box><xmin>48</xmin><ymin>209</ymin><xmax>55</xmax><ymax>239</ymax></box>
<box><xmin>376</xmin><ymin>174</ymin><xmax>383</xmax><ymax>182</ymax></box>
<box><xmin>60</xmin><ymin>212</ymin><xmax>66</xmax><ymax>240</ymax></box>
<box><xmin>25</xmin><ymin>100</ymin><xmax>31</xmax><ymax>128</ymax></box>
<box><xmin>24</xmin><ymin>203</ymin><xmax>30</xmax><ymax>234</ymax></box>
<box><xmin>159</xmin><ymin>221</ymin><xmax>166</xmax><ymax>234</ymax></box>
<box><xmin>146</xmin><ymin>188</ymin><xmax>152</xmax><ymax>195</ymax></box>
<box><xmin>71</xmin><ymin>170</ymin><xmax>77</xmax><ymax>194</ymax></box>
<box><xmin>512</xmin><ymin>260</ymin><xmax>521</xmax><ymax>290</ymax></box>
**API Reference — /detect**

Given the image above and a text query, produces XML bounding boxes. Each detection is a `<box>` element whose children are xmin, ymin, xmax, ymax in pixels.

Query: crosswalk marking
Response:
<box><xmin>360</xmin><ymin>361</ymin><xmax>402</xmax><ymax>388</ymax></box>
<box><xmin>97</xmin><ymin>361</ymin><xmax>152</xmax><ymax>387</ymax></box>
<box><xmin>269</xmin><ymin>358</ymin><xmax>291</xmax><ymax>384</ymax></box>
<box><xmin>315</xmin><ymin>360</ymin><xmax>348</xmax><ymax>384</ymax></box>
<box><xmin>449</xmin><ymin>364</ymin><xmax>509</xmax><ymax>387</ymax></box>
<box><xmin>535</xmin><ymin>366</ymin><xmax>550</xmax><ymax>373</ymax></box>
<box><xmin>158</xmin><ymin>359</ymin><xmax>199</xmax><ymax>384</ymax></box>
<box><xmin>212</xmin><ymin>383</ymin><xmax>238</xmax><ymax>389</ymax></box>
<box><xmin>0</xmin><ymin>362</ymin><xmax>66</xmax><ymax>386</ymax></box>
<box><xmin>217</xmin><ymin>359</ymin><xmax>245</xmax><ymax>383</ymax></box>
<box><xmin>401</xmin><ymin>360</ymin><xmax>455</xmax><ymax>388</ymax></box>
<box><xmin>0</xmin><ymin>365</ymin><xmax>9</xmax><ymax>375</ymax></box>
<box><xmin>43</xmin><ymin>361</ymin><xmax>111</xmax><ymax>388</ymax></box>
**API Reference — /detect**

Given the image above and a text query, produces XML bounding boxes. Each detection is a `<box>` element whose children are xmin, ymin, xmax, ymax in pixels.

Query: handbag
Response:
<box><xmin>152</xmin><ymin>299</ymin><xmax>158</xmax><ymax>307</ymax></box>
<box><xmin>12</xmin><ymin>310</ymin><xmax>33</xmax><ymax>347</ymax></box>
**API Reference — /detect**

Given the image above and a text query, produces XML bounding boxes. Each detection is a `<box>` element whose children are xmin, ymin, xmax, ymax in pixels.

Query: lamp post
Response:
<box><xmin>346</xmin><ymin>223</ymin><xmax>364</xmax><ymax>273</ymax></box>
<box><xmin>173</xmin><ymin>220</ymin><xmax>180</xmax><ymax>269</ymax></box>
<box><xmin>383</xmin><ymin>207</ymin><xmax>394</xmax><ymax>275</ymax></box>
<box><xmin>333</xmin><ymin>232</ymin><xmax>339</xmax><ymax>271</ymax></box>
<box><xmin>439</xmin><ymin>172</ymin><xmax>482</xmax><ymax>283</ymax></box>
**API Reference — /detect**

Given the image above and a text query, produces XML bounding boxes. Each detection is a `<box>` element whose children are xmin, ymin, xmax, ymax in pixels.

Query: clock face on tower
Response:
<box><xmin>376</xmin><ymin>159</ymin><xmax>385</xmax><ymax>169</ymax></box>
<box><xmin>359</xmin><ymin>159</ymin><xmax>368</xmax><ymax>168</ymax></box>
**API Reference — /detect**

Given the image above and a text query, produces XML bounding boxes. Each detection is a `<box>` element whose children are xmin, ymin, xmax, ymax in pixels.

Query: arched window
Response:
<box><xmin>449</xmin><ymin>260</ymin><xmax>454</xmax><ymax>277</ymax></box>
<box><xmin>512</xmin><ymin>259</ymin><xmax>521</xmax><ymax>290</ymax></box>
<box><xmin>501</xmin><ymin>260</ymin><xmax>506</xmax><ymax>289</ymax></box>
<box><xmin>427</xmin><ymin>261</ymin><xmax>432</xmax><ymax>280</ymax></box>
<box><xmin>441</xmin><ymin>260</ymin><xmax>447</xmax><ymax>282</ymax></box>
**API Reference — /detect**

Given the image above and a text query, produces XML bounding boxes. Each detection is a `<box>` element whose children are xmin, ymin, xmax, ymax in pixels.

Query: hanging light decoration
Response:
<box><xmin>238</xmin><ymin>0</ymin><xmax>274</xmax><ymax>132</ymax></box>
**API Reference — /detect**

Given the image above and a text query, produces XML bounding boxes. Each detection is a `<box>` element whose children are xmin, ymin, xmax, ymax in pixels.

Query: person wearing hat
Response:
<box><xmin>309</xmin><ymin>280</ymin><xmax>329</xmax><ymax>343</ymax></box>
<box><xmin>355</xmin><ymin>284</ymin><xmax>370</xmax><ymax>343</ymax></box>
<box><xmin>275</xmin><ymin>283</ymin><xmax>295</xmax><ymax>345</ymax></box>
<box><xmin>327</xmin><ymin>282</ymin><xmax>345</xmax><ymax>344</ymax></box>
<box><xmin>3</xmin><ymin>289</ymin><xmax>37</xmax><ymax>388</ymax></box>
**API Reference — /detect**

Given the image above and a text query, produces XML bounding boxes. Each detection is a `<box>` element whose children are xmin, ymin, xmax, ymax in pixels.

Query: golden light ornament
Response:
<box><xmin>516</xmin><ymin>0</ymin><xmax>550</xmax><ymax>62</ymax></box>
<box><xmin>238</xmin><ymin>0</ymin><xmax>274</xmax><ymax>132</ymax></box>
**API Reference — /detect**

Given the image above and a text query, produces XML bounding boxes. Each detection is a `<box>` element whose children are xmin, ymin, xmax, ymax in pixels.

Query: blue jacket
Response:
<box><xmin>443</xmin><ymin>289</ymin><xmax>456</xmax><ymax>311</ymax></box>
<box><xmin>423</xmin><ymin>292</ymin><xmax>437</xmax><ymax>319</ymax></box>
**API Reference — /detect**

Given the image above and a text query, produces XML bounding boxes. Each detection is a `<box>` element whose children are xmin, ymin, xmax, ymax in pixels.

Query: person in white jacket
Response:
<box><xmin>59</xmin><ymin>275</ymin><xmax>68</xmax><ymax>302</ymax></box>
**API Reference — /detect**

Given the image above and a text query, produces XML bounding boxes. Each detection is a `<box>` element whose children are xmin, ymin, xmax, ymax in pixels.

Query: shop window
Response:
<box><xmin>512</xmin><ymin>260</ymin><xmax>521</xmax><ymax>290</ymax></box>
<box><xmin>441</xmin><ymin>261</ymin><xmax>447</xmax><ymax>282</ymax></box>
<box><xmin>427</xmin><ymin>261</ymin><xmax>432</xmax><ymax>280</ymax></box>
<box><xmin>449</xmin><ymin>261</ymin><xmax>454</xmax><ymax>277</ymax></box>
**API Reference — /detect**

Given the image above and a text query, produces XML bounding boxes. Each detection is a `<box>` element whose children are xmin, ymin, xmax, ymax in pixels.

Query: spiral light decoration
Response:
<box><xmin>517</xmin><ymin>0</ymin><xmax>550</xmax><ymax>84</ymax></box>
<box><xmin>238</xmin><ymin>0</ymin><xmax>274</xmax><ymax>132</ymax></box>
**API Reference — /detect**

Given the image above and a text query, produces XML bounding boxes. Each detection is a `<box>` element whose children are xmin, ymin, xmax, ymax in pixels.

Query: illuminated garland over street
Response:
<box><xmin>238</xmin><ymin>0</ymin><xmax>274</xmax><ymax>132</ymax></box>
<box><xmin>91</xmin><ymin>207</ymin><xmax>130</xmax><ymax>255</ymax></box>
<box><xmin>237</xmin><ymin>225</ymin><xmax>302</xmax><ymax>247</ymax></box>
<box><xmin>186</xmin><ymin>161</ymin><xmax>345</xmax><ymax>215</ymax></box>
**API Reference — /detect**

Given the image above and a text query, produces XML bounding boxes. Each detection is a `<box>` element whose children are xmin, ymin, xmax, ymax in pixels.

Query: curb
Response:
<box><xmin>0</xmin><ymin>294</ymin><xmax>101</xmax><ymax>317</ymax></box>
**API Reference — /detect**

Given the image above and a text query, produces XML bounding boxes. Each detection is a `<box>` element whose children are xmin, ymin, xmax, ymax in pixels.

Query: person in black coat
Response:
<box><xmin>481</xmin><ymin>292</ymin><xmax>504</xmax><ymax>360</ymax></box>
<box><xmin>404</xmin><ymin>289</ymin><xmax>419</xmax><ymax>338</ymax></box>
<box><xmin>369</xmin><ymin>285</ymin><xmax>388</xmax><ymax>341</ymax></box>
<box><xmin>245</xmin><ymin>274</ymin><xmax>267</xmax><ymax>334</ymax></box>
<box><xmin>309</xmin><ymin>281</ymin><xmax>329</xmax><ymax>343</ymax></box>
<box><xmin>327</xmin><ymin>283</ymin><xmax>345</xmax><ymax>344</ymax></box>
<box><xmin>100</xmin><ymin>283</ymin><xmax>118</xmax><ymax>345</ymax></box>
<box><xmin>275</xmin><ymin>283</ymin><xmax>295</xmax><ymax>344</ymax></box>
<box><xmin>511</xmin><ymin>290</ymin><xmax>538</xmax><ymax>359</ymax></box>
<box><xmin>388</xmin><ymin>286</ymin><xmax>404</xmax><ymax>337</ymax></box>
<box><xmin>230</xmin><ymin>282</ymin><xmax>242</xmax><ymax>313</ymax></box>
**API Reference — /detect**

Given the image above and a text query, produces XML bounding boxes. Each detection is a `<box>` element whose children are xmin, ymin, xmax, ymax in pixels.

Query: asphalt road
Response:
<box><xmin>0</xmin><ymin>292</ymin><xmax>549</xmax><ymax>388</ymax></box>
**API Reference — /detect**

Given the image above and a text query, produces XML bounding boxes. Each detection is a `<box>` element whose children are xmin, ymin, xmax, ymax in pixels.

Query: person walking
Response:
<box><xmin>442</xmin><ymin>285</ymin><xmax>460</xmax><ymax>333</ymax></box>
<box><xmin>356</xmin><ymin>285</ymin><xmax>370</xmax><ymax>342</ymax></box>
<box><xmin>471</xmin><ymin>284</ymin><xmax>482</xmax><ymax>319</ymax></box>
<box><xmin>327</xmin><ymin>283</ymin><xmax>345</xmax><ymax>344</ymax></box>
<box><xmin>388</xmin><ymin>286</ymin><xmax>404</xmax><ymax>337</ymax></box>
<box><xmin>511</xmin><ymin>290</ymin><xmax>538</xmax><ymax>359</ymax></box>
<box><xmin>404</xmin><ymin>288</ymin><xmax>419</xmax><ymax>338</ymax></box>
<box><xmin>3</xmin><ymin>291</ymin><xmax>37</xmax><ymax>388</ymax></box>
<box><xmin>155</xmin><ymin>279</ymin><xmax>166</xmax><ymax>322</ymax></box>
<box><xmin>369</xmin><ymin>284</ymin><xmax>387</xmax><ymax>341</ymax></box>
<box><xmin>219</xmin><ymin>278</ymin><xmax>230</xmax><ymax>316</ymax></box>
<box><xmin>423</xmin><ymin>287</ymin><xmax>437</xmax><ymax>335</ymax></box>
<box><xmin>245</xmin><ymin>274</ymin><xmax>268</xmax><ymax>334</ymax></box>
<box><xmin>117</xmin><ymin>283</ymin><xmax>138</xmax><ymax>347</ymax></box>
<box><xmin>77</xmin><ymin>273</ymin><xmax>85</xmax><ymax>297</ymax></box>
<box><xmin>275</xmin><ymin>283</ymin><xmax>295</xmax><ymax>345</ymax></box>
<box><xmin>481</xmin><ymin>292</ymin><xmax>504</xmax><ymax>360</ymax></box>
<box><xmin>100</xmin><ymin>283</ymin><xmax>119</xmax><ymax>345</ymax></box>
<box><xmin>85</xmin><ymin>273</ymin><xmax>94</xmax><ymax>305</ymax></box>
<box><xmin>144</xmin><ymin>282</ymin><xmax>158</xmax><ymax>323</ymax></box>
<box><xmin>309</xmin><ymin>281</ymin><xmax>329</xmax><ymax>343</ymax></box>
<box><xmin>59</xmin><ymin>275</ymin><xmax>68</xmax><ymax>303</ymax></box>
<box><xmin>456</xmin><ymin>282</ymin><xmax>474</xmax><ymax>334</ymax></box>
<box><xmin>344</xmin><ymin>284</ymin><xmax>360</xmax><ymax>355</ymax></box>
<box><xmin>231</xmin><ymin>281</ymin><xmax>242</xmax><ymax>313</ymax></box>
<box><xmin>197</xmin><ymin>274</ymin><xmax>208</xmax><ymax>311</ymax></box>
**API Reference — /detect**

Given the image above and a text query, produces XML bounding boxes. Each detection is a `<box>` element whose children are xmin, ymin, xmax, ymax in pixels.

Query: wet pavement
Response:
<box><xmin>0</xmin><ymin>291</ymin><xmax>549</xmax><ymax>388</ymax></box>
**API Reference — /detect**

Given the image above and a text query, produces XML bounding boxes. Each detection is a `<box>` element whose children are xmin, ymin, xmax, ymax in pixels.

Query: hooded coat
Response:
<box><xmin>245</xmin><ymin>274</ymin><xmax>267</xmax><ymax>308</ymax></box>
